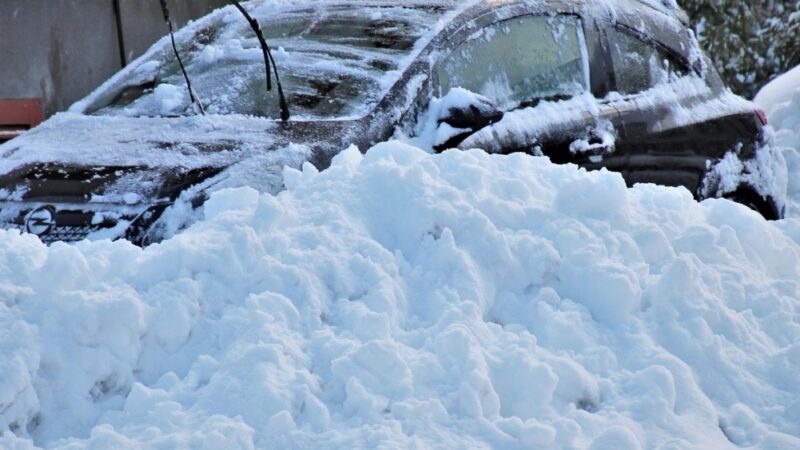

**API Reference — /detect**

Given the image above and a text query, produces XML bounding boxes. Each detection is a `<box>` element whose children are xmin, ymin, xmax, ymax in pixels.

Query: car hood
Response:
<box><xmin>0</xmin><ymin>163</ymin><xmax>222</xmax><ymax>205</ymax></box>
<box><xmin>0</xmin><ymin>112</ymin><xmax>347</xmax><ymax>243</ymax></box>
<box><xmin>0</xmin><ymin>113</ymin><xmax>291</xmax><ymax>172</ymax></box>
<box><xmin>0</xmin><ymin>112</ymin><xmax>362</xmax><ymax>201</ymax></box>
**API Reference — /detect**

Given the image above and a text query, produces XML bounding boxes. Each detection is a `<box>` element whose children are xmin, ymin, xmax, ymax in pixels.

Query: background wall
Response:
<box><xmin>0</xmin><ymin>0</ymin><xmax>228</xmax><ymax>118</ymax></box>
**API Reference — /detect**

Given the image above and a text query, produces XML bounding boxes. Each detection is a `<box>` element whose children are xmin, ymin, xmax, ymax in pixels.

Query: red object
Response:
<box><xmin>755</xmin><ymin>108</ymin><xmax>768</xmax><ymax>126</ymax></box>
<box><xmin>0</xmin><ymin>98</ymin><xmax>44</xmax><ymax>143</ymax></box>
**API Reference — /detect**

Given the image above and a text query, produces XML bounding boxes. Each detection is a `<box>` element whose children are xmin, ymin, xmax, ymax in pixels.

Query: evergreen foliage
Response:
<box><xmin>681</xmin><ymin>0</ymin><xmax>800</xmax><ymax>98</ymax></box>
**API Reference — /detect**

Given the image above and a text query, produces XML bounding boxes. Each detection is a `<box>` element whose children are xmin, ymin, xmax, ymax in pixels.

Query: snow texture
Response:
<box><xmin>2</xmin><ymin>142</ymin><xmax>800</xmax><ymax>449</ymax></box>
<box><xmin>0</xmin><ymin>1</ymin><xmax>796</xmax><ymax>448</ymax></box>
<box><xmin>756</xmin><ymin>64</ymin><xmax>800</xmax><ymax>217</ymax></box>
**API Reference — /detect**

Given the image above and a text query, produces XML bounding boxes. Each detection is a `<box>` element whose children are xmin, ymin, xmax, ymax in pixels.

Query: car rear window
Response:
<box><xmin>87</xmin><ymin>5</ymin><xmax>445</xmax><ymax>120</ymax></box>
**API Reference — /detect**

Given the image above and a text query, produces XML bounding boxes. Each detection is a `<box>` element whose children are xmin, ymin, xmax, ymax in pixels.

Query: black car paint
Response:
<box><xmin>597</xmin><ymin>18</ymin><xmax>777</xmax><ymax>218</ymax></box>
<box><xmin>446</xmin><ymin>1</ymin><xmax>777</xmax><ymax>218</ymax></box>
<box><xmin>0</xmin><ymin>0</ymin><xmax>781</xmax><ymax>246</ymax></box>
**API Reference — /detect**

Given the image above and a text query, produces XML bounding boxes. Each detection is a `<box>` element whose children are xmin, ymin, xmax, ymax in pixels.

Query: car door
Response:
<box><xmin>602</xmin><ymin>21</ymin><xmax>752</xmax><ymax>196</ymax></box>
<box><xmin>431</xmin><ymin>10</ymin><xmax>626</xmax><ymax>173</ymax></box>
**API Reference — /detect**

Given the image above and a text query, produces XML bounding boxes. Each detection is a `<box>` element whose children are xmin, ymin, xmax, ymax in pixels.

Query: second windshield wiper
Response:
<box><xmin>159</xmin><ymin>0</ymin><xmax>205</xmax><ymax>115</ymax></box>
<box><xmin>230</xmin><ymin>0</ymin><xmax>290</xmax><ymax>122</ymax></box>
<box><xmin>158</xmin><ymin>0</ymin><xmax>290</xmax><ymax>121</ymax></box>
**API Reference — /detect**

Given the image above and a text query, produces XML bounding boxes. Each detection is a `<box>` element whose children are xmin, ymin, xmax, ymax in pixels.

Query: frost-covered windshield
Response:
<box><xmin>87</xmin><ymin>4</ymin><xmax>445</xmax><ymax>120</ymax></box>
<box><xmin>437</xmin><ymin>15</ymin><xmax>589</xmax><ymax>109</ymax></box>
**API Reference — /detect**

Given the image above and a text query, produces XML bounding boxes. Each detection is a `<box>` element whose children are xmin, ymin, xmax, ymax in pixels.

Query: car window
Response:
<box><xmin>436</xmin><ymin>15</ymin><xmax>589</xmax><ymax>109</ymax></box>
<box><xmin>607</xmin><ymin>27</ymin><xmax>690</xmax><ymax>95</ymax></box>
<box><xmin>86</xmin><ymin>6</ymin><xmax>445</xmax><ymax>119</ymax></box>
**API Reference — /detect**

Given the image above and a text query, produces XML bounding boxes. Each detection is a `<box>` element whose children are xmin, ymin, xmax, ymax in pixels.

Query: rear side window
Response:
<box><xmin>436</xmin><ymin>15</ymin><xmax>589</xmax><ymax>109</ymax></box>
<box><xmin>607</xmin><ymin>27</ymin><xmax>689</xmax><ymax>95</ymax></box>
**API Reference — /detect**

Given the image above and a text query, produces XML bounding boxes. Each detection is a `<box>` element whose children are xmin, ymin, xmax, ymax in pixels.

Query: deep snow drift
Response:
<box><xmin>1</xmin><ymin>142</ymin><xmax>799</xmax><ymax>449</ymax></box>
<box><xmin>756</xmin><ymin>65</ymin><xmax>800</xmax><ymax>217</ymax></box>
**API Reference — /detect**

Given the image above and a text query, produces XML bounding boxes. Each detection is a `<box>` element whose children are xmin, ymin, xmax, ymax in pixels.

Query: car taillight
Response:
<box><xmin>755</xmin><ymin>108</ymin><xmax>768</xmax><ymax>126</ymax></box>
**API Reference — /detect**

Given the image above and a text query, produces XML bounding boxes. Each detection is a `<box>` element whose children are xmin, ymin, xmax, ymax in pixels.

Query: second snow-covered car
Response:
<box><xmin>0</xmin><ymin>0</ymin><xmax>786</xmax><ymax>245</ymax></box>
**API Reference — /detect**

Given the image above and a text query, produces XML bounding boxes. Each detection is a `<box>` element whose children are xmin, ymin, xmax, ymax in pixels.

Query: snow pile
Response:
<box><xmin>756</xmin><ymin>65</ymin><xmax>800</xmax><ymax>217</ymax></box>
<box><xmin>2</xmin><ymin>142</ymin><xmax>800</xmax><ymax>449</ymax></box>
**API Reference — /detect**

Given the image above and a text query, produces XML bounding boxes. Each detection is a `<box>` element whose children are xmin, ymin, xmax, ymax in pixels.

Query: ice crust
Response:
<box><xmin>2</xmin><ymin>142</ymin><xmax>799</xmax><ymax>449</ymax></box>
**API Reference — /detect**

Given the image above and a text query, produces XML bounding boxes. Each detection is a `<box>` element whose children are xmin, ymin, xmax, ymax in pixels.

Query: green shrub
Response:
<box><xmin>681</xmin><ymin>0</ymin><xmax>800</xmax><ymax>98</ymax></box>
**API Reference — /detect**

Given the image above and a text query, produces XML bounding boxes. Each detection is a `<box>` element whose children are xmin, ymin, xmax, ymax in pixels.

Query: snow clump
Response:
<box><xmin>1</xmin><ymin>142</ymin><xmax>800</xmax><ymax>449</ymax></box>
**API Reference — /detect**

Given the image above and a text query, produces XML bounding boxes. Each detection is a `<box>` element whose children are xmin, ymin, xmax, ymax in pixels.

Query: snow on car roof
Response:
<box><xmin>634</xmin><ymin>0</ymin><xmax>689</xmax><ymax>24</ymax></box>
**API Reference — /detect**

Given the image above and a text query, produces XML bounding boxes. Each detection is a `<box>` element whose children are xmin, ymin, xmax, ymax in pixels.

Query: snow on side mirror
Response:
<box><xmin>437</xmin><ymin>88</ymin><xmax>504</xmax><ymax>128</ymax></box>
<box><xmin>434</xmin><ymin>88</ymin><xmax>504</xmax><ymax>152</ymax></box>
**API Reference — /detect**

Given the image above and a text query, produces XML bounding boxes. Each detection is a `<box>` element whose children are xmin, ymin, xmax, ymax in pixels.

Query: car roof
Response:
<box><xmin>631</xmin><ymin>0</ymin><xmax>690</xmax><ymax>24</ymax></box>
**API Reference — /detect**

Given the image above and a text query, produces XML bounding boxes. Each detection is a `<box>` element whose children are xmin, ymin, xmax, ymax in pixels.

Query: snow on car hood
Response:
<box><xmin>0</xmin><ymin>113</ymin><xmax>290</xmax><ymax>173</ymax></box>
<box><xmin>1</xmin><ymin>142</ymin><xmax>799</xmax><ymax>449</ymax></box>
<box><xmin>0</xmin><ymin>112</ymin><xmax>315</xmax><ymax>203</ymax></box>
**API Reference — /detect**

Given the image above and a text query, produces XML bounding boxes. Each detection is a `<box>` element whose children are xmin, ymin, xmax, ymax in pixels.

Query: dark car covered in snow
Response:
<box><xmin>0</xmin><ymin>0</ymin><xmax>786</xmax><ymax>245</ymax></box>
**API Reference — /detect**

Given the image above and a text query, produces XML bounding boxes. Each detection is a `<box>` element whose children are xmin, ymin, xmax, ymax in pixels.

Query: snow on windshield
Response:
<box><xmin>436</xmin><ymin>15</ymin><xmax>589</xmax><ymax>109</ymax></box>
<box><xmin>86</xmin><ymin>3</ymin><xmax>445</xmax><ymax>120</ymax></box>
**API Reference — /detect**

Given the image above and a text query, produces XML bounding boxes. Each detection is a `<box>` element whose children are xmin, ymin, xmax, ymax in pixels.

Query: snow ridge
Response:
<box><xmin>1</xmin><ymin>143</ymin><xmax>799</xmax><ymax>449</ymax></box>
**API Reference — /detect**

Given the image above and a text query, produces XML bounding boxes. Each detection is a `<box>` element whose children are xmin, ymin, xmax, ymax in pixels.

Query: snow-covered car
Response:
<box><xmin>0</xmin><ymin>0</ymin><xmax>786</xmax><ymax>245</ymax></box>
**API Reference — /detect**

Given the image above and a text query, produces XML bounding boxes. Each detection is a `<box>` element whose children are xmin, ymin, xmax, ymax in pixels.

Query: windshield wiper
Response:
<box><xmin>230</xmin><ymin>0</ymin><xmax>290</xmax><ymax>122</ymax></box>
<box><xmin>159</xmin><ymin>0</ymin><xmax>205</xmax><ymax>115</ymax></box>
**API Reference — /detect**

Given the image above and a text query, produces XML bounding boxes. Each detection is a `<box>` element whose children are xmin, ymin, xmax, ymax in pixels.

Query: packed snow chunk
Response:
<box><xmin>589</xmin><ymin>426</ymin><xmax>643</xmax><ymax>450</ymax></box>
<box><xmin>555</xmin><ymin>167</ymin><xmax>631</xmax><ymax>220</ymax></box>
<box><xmin>0</xmin><ymin>322</ymin><xmax>39</xmax><ymax>435</ymax></box>
<box><xmin>1</xmin><ymin>140</ymin><xmax>800</xmax><ymax>449</ymax></box>
<box><xmin>151</xmin><ymin>84</ymin><xmax>186</xmax><ymax>117</ymax></box>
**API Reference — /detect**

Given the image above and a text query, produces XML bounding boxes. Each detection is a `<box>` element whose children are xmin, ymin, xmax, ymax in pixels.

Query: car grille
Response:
<box><xmin>39</xmin><ymin>225</ymin><xmax>98</xmax><ymax>243</ymax></box>
<box><xmin>0</xmin><ymin>204</ymin><xmax>141</xmax><ymax>244</ymax></box>
<box><xmin>3</xmin><ymin>223</ymin><xmax>100</xmax><ymax>243</ymax></box>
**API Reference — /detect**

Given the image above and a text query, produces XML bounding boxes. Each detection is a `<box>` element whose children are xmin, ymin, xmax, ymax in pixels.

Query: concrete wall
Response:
<box><xmin>0</xmin><ymin>0</ymin><xmax>228</xmax><ymax>118</ymax></box>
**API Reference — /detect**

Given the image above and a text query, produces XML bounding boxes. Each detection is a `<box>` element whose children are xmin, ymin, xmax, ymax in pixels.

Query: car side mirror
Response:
<box><xmin>437</xmin><ymin>89</ymin><xmax>504</xmax><ymax>129</ymax></box>
<box><xmin>434</xmin><ymin>88</ymin><xmax>504</xmax><ymax>151</ymax></box>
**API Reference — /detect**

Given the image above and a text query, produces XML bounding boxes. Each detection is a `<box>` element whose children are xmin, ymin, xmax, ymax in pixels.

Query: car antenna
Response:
<box><xmin>229</xmin><ymin>0</ymin><xmax>290</xmax><ymax>122</ymax></box>
<box><xmin>159</xmin><ymin>0</ymin><xmax>205</xmax><ymax>115</ymax></box>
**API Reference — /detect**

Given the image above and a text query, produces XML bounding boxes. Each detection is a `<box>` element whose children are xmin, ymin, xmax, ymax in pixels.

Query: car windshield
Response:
<box><xmin>87</xmin><ymin>4</ymin><xmax>445</xmax><ymax>120</ymax></box>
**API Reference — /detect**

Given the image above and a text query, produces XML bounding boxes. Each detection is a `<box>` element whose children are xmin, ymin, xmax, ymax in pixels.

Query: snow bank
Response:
<box><xmin>2</xmin><ymin>142</ymin><xmax>800</xmax><ymax>449</ymax></box>
<box><xmin>755</xmin><ymin>65</ymin><xmax>800</xmax><ymax>217</ymax></box>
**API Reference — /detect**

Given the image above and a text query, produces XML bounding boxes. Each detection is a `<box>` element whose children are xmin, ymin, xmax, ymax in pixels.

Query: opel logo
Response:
<box><xmin>25</xmin><ymin>206</ymin><xmax>57</xmax><ymax>236</ymax></box>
